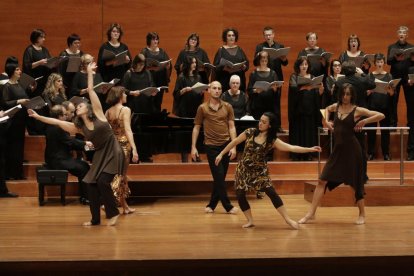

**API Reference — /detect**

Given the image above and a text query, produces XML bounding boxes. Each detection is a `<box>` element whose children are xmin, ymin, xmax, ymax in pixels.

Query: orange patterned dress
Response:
<box><xmin>107</xmin><ymin>107</ymin><xmax>131</xmax><ymax>202</ymax></box>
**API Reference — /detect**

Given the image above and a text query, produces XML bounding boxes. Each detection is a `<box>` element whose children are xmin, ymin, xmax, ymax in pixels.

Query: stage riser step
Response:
<box><xmin>23</xmin><ymin>134</ymin><xmax>409</xmax><ymax>162</ymax></box>
<box><xmin>7</xmin><ymin>180</ymin><xmax>306</xmax><ymax>197</ymax></box>
<box><xmin>304</xmin><ymin>182</ymin><xmax>414</xmax><ymax>206</ymax></box>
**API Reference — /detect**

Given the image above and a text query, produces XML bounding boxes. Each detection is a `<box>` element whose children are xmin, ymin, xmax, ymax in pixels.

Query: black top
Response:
<box><xmin>97</xmin><ymin>42</ymin><xmax>131</xmax><ymax>82</ymax></box>
<box><xmin>59</xmin><ymin>50</ymin><xmax>84</xmax><ymax>97</ymax></box>
<box><xmin>338</xmin><ymin>50</ymin><xmax>370</xmax><ymax>74</ymax></box>
<box><xmin>367</xmin><ymin>72</ymin><xmax>393</xmax><ymax>110</ymax></box>
<box><xmin>255</xmin><ymin>41</ymin><xmax>288</xmax><ymax>81</ymax></box>
<box><xmin>2</xmin><ymin>82</ymin><xmax>29</xmax><ymax>108</ymax></box>
<box><xmin>332</xmin><ymin>74</ymin><xmax>376</xmax><ymax>107</ymax></box>
<box><xmin>221</xmin><ymin>90</ymin><xmax>248</xmax><ymax>119</ymax></box>
<box><xmin>174</xmin><ymin>48</ymin><xmax>210</xmax><ymax>84</ymax></box>
<box><xmin>213</xmin><ymin>46</ymin><xmax>249</xmax><ymax>92</ymax></box>
<box><xmin>22</xmin><ymin>45</ymin><xmax>52</xmax><ymax>97</ymax></box>
<box><xmin>247</xmin><ymin>69</ymin><xmax>278</xmax><ymax>120</ymax></box>
<box><xmin>173</xmin><ymin>74</ymin><xmax>203</xmax><ymax>118</ymax></box>
<box><xmin>45</xmin><ymin>124</ymin><xmax>85</xmax><ymax>167</ymax></box>
<box><xmin>297</xmin><ymin>48</ymin><xmax>328</xmax><ymax>77</ymax></box>
<box><xmin>387</xmin><ymin>41</ymin><xmax>414</xmax><ymax>78</ymax></box>
<box><xmin>141</xmin><ymin>47</ymin><xmax>171</xmax><ymax>87</ymax></box>
<box><xmin>71</xmin><ymin>72</ymin><xmax>104</xmax><ymax>97</ymax></box>
<box><xmin>121</xmin><ymin>70</ymin><xmax>156</xmax><ymax>114</ymax></box>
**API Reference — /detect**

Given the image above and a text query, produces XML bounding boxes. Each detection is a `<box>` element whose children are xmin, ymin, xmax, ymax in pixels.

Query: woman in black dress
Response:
<box><xmin>299</xmin><ymin>84</ymin><xmax>384</xmax><ymax>225</ymax></box>
<box><xmin>366</xmin><ymin>53</ymin><xmax>394</xmax><ymax>161</ymax></box>
<box><xmin>213</xmin><ymin>28</ymin><xmax>249</xmax><ymax>92</ymax></box>
<box><xmin>174</xmin><ymin>33</ymin><xmax>211</xmax><ymax>84</ymax></box>
<box><xmin>29</xmin><ymin>62</ymin><xmax>123</xmax><ymax>226</ymax></box>
<box><xmin>2</xmin><ymin>63</ymin><xmax>30</xmax><ymax>180</ymax></box>
<box><xmin>288</xmin><ymin>57</ymin><xmax>323</xmax><ymax>161</ymax></box>
<box><xmin>247</xmin><ymin>51</ymin><xmax>281</xmax><ymax>120</ymax></box>
<box><xmin>297</xmin><ymin>32</ymin><xmax>328</xmax><ymax>78</ymax></box>
<box><xmin>121</xmin><ymin>54</ymin><xmax>156</xmax><ymax>162</ymax></box>
<box><xmin>59</xmin><ymin>34</ymin><xmax>83</xmax><ymax>97</ymax></box>
<box><xmin>97</xmin><ymin>23</ymin><xmax>131</xmax><ymax>82</ymax></box>
<box><xmin>141</xmin><ymin>32</ymin><xmax>171</xmax><ymax>112</ymax></box>
<box><xmin>22</xmin><ymin>29</ymin><xmax>51</xmax><ymax>98</ymax></box>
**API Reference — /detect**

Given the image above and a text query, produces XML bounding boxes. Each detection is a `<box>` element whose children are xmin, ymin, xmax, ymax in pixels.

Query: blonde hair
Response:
<box><xmin>80</xmin><ymin>54</ymin><xmax>94</xmax><ymax>71</ymax></box>
<box><xmin>43</xmin><ymin>73</ymin><xmax>66</xmax><ymax>101</ymax></box>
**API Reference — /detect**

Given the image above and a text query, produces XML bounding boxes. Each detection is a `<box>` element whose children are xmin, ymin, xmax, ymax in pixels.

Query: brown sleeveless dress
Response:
<box><xmin>81</xmin><ymin>118</ymin><xmax>124</xmax><ymax>184</ymax></box>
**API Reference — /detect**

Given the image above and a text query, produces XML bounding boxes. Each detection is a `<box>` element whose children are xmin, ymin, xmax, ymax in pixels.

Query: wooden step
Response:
<box><xmin>24</xmin><ymin>132</ymin><xmax>410</xmax><ymax>162</ymax></box>
<box><xmin>304</xmin><ymin>181</ymin><xmax>414</xmax><ymax>206</ymax></box>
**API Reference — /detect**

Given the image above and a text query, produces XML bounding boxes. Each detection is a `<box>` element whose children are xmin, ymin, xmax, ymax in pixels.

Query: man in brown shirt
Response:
<box><xmin>191</xmin><ymin>81</ymin><xmax>238</xmax><ymax>214</ymax></box>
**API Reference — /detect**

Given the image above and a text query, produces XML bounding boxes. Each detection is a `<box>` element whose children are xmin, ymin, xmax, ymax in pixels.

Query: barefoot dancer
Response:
<box><xmin>29</xmin><ymin>61</ymin><xmax>124</xmax><ymax>226</ymax></box>
<box><xmin>105</xmin><ymin>86</ymin><xmax>139</xmax><ymax>214</ymax></box>
<box><xmin>215</xmin><ymin>112</ymin><xmax>321</xmax><ymax>229</ymax></box>
<box><xmin>299</xmin><ymin>83</ymin><xmax>384</xmax><ymax>225</ymax></box>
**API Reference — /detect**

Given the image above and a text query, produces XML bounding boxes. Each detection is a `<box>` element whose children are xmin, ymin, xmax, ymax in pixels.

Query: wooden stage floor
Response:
<box><xmin>1</xmin><ymin>195</ymin><xmax>414</xmax><ymax>275</ymax></box>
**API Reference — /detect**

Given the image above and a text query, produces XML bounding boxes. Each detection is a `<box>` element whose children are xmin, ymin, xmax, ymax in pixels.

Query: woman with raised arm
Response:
<box><xmin>299</xmin><ymin>83</ymin><xmax>384</xmax><ymax>225</ymax></box>
<box><xmin>215</xmin><ymin>112</ymin><xmax>321</xmax><ymax>229</ymax></box>
<box><xmin>28</xmin><ymin>62</ymin><xmax>124</xmax><ymax>227</ymax></box>
<box><xmin>105</xmin><ymin>86</ymin><xmax>138</xmax><ymax>214</ymax></box>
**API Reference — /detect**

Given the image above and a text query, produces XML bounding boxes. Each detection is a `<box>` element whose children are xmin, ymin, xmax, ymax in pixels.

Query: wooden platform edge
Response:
<box><xmin>304</xmin><ymin>181</ymin><xmax>414</xmax><ymax>206</ymax></box>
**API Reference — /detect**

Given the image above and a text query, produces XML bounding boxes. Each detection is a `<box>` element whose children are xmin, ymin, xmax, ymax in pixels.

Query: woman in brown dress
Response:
<box><xmin>215</xmin><ymin>112</ymin><xmax>321</xmax><ymax>229</ymax></box>
<box><xmin>105</xmin><ymin>86</ymin><xmax>139</xmax><ymax>214</ymax></box>
<box><xmin>28</xmin><ymin>61</ymin><xmax>124</xmax><ymax>226</ymax></box>
<box><xmin>299</xmin><ymin>83</ymin><xmax>384</xmax><ymax>225</ymax></box>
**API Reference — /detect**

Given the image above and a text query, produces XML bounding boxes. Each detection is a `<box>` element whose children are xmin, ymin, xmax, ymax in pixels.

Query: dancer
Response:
<box><xmin>299</xmin><ymin>83</ymin><xmax>384</xmax><ymax>225</ymax></box>
<box><xmin>191</xmin><ymin>81</ymin><xmax>238</xmax><ymax>214</ymax></box>
<box><xmin>28</xmin><ymin>61</ymin><xmax>124</xmax><ymax>226</ymax></box>
<box><xmin>215</xmin><ymin>112</ymin><xmax>321</xmax><ymax>229</ymax></box>
<box><xmin>105</xmin><ymin>86</ymin><xmax>139</xmax><ymax>214</ymax></box>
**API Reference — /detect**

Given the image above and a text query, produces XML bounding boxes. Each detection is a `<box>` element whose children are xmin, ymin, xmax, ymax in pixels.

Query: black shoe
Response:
<box><xmin>367</xmin><ymin>154</ymin><xmax>375</xmax><ymax>161</ymax></box>
<box><xmin>0</xmin><ymin>192</ymin><xmax>18</xmax><ymax>198</ymax></box>
<box><xmin>407</xmin><ymin>153</ymin><xmax>414</xmax><ymax>161</ymax></box>
<box><xmin>383</xmin><ymin>154</ymin><xmax>391</xmax><ymax>161</ymax></box>
<box><xmin>80</xmin><ymin>197</ymin><xmax>90</xmax><ymax>205</ymax></box>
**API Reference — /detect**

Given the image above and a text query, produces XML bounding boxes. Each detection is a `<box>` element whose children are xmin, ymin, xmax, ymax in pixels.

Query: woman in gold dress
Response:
<box><xmin>105</xmin><ymin>86</ymin><xmax>139</xmax><ymax>214</ymax></box>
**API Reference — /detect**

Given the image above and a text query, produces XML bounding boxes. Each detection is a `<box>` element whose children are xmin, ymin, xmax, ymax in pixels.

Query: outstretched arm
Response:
<box><xmin>27</xmin><ymin>109</ymin><xmax>79</xmax><ymax>135</ymax></box>
<box><xmin>86</xmin><ymin>62</ymin><xmax>106</xmax><ymax>121</ymax></box>
<box><xmin>215</xmin><ymin>131</ymin><xmax>247</xmax><ymax>166</ymax></box>
<box><xmin>273</xmin><ymin>138</ymin><xmax>321</xmax><ymax>154</ymax></box>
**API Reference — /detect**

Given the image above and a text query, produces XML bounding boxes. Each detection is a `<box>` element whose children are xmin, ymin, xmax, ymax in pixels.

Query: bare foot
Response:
<box><xmin>242</xmin><ymin>222</ymin><xmax>255</xmax><ymax>228</ymax></box>
<box><xmin>298</xmin><ymin>213</ymin><xmax>315</xmax><ymax>224</ymax></box>
<box><xmin>123</xmin><ymin>207</ymin><xmax>136</xmax><ymax>215</ymax></box>
<box><xmin>286</xmin><ymin>218</ymin><xmax>299</xmax><ymax>230</ymax></box>
<box><xmin>228</xmin><ymin>207</ymin><xmax>239</xmax><ymax>214</ymax></box>
<box><xmin>82</xmin><ymin>221</ymin><xmax>93</xmax><ymax>226</ymax></box>
<box><xmin>355</xmin><ymin>216</ymin><xmax>365</xmax><ymax>225</ymax></box>
<box><xmin>107</xmin><ymin>214</ymin><xmax>119</xmax><ymax>226</ymax></box>
<box><xmin>205</xmin><ymin>207</ymin><xmax>214</xmax><ymax>213</ymax></box>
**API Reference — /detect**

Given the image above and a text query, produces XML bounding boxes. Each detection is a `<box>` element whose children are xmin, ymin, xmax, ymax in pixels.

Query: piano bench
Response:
<box><xmin>36</xmin><ymin>167</ymin><xmax>69</xmax><ymax>206</ymax></box>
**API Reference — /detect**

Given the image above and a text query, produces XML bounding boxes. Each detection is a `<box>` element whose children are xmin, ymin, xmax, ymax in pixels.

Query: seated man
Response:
<box><xmin>44</xmin><ymin>105</ymin><xmax>91</xmax><ymax>204</ymax></box>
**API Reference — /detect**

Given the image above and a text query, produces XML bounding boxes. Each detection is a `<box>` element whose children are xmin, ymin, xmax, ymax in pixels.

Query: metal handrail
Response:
<box><xmin>317</xmin><ymin>126</ymin><xmax>410</xmax><ymax>185</ymax></box>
